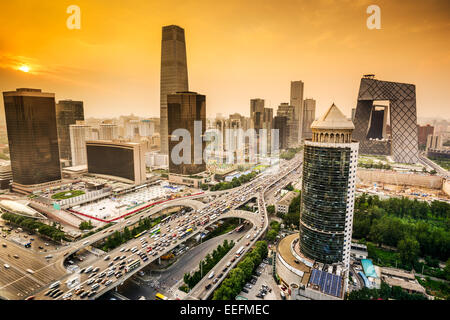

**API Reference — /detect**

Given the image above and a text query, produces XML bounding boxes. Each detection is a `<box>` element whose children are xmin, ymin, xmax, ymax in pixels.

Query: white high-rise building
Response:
<box><xmin>69</xmin><ymin>123</ymin><xmax>94</xmax><ymax>166</ymax></box>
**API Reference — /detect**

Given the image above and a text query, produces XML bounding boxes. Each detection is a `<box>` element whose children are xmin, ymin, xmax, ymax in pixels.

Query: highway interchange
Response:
<box><xmin>1</xmin><ymin>154</ymin><xmax>302</xmax><ymax>300</ymax></box>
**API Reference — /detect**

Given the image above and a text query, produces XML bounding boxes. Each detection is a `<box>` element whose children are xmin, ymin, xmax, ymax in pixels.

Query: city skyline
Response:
<box><xmin>0</xmin><ymin>0</ymin><xmax>449</xmax><ymax>120</ymax></box>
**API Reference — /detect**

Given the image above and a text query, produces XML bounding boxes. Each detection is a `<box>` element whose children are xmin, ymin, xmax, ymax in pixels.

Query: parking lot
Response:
<box><xmin>1</xmin><ymin>222</ymin><xmax>60</xmax><ymax>254</ymax></box>
<box><xmin>237</xmin><ymin>259</ymin><xmax>281</xmax><ymax>300</ymax></box>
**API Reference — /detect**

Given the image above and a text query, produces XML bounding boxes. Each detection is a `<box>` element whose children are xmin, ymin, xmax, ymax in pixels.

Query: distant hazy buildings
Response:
<box><xmin>99</xmin><ymin>123</ymin><xmax>119</xmax><ymax>140</ymax></box>
<box><xmin>86</xmin><ymin>140</ymin><xmax>146</xmax><ymax>185</ymax></box>
<box><xmin>300</xmin><ymin>104</ymin><xmax>358</xmax><ymax>269</ymax></box>
<box><xmin>160</xmin><ymin>25</ymin><xmax>189</xmax><ymax>155</ymax></box>
<box><xmin>353</xmin><ymin>75</ymin><xmax>419</xmax><ymax>164</ymax></box>
<box><xmin>426</xmin><ymin>135</ymin><xmax>442</xmax><ymax>150</ymax></box>
<box><xmin>167</xmin><ymin>91</ymin><xmax>206</xmax><ymax>175</ymax></box>
<box><xmin>56</xmin><ymin>99</ymin><xmax>84</xmax><ymax>162</ymax></box>
<box><xmin>3</xmin><ymin>88</ymin><xmax>62</xmax><ymax>192</ymax></box>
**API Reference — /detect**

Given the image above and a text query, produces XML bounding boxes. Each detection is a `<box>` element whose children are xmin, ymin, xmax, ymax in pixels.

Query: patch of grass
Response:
<box><xmin>51</xmin><ymin>190</ymin><xmax>85</xmax><ymax>200</ymax></box>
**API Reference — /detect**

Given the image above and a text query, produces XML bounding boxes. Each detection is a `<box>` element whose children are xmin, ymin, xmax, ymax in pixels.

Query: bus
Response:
<box><xmin>134</xmin><ymin>230</ymin><xmax>148</xmax><ymax>239</ymax></box>
<box><xmin>150</xmin><ymin>225</ymin><xmax>161</xmax><ymax>235</ymax></box>
<box><xmin>125</xmin><ymin>259</ymin><xmax>141</xmax><ymax>273</ymax></box>
<box><xmin>155</xmin><ymin>293</ymin><xmax>169</xmax><ymax>300</ymax></box>
<box><xmin>235</xmin><ymin>246</ymin><xmax>245</xmax><ymax>257</ymax></box>
<box><xmin>161</xmin><ymin>216</ymin><xmax>171</xmax><ymax>224</ymax></box>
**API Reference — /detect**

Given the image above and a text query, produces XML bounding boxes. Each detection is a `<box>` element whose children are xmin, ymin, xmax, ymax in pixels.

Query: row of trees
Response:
<box><xmin>183</xmin><ymin>239</ymin><xmax>235</xmax><ymax>289</ymax></box>
<box><xmin>100</xmin><ymin>216</ymin><xmax>162</xmax><ymax>251</ymax></box>
<box><xmin>358</xmin><ymin>162</ymin><xmax>392</xmax><ymax>170</ymax></box>
<box><xmin>213</xmin><ymin>241</ymin><xmax>268</xmax><ymax>300</ymax></box>
<box><xmin>353</xmin><ymin>194</ymin><xmax>450</xmax><ymax>263</ymax></box>
<box><xmin>346</xmin><ymin>282</ymin><xmax>427</xmax><ymax>300</ymax></box>
<box><xmin>2</xmin><ymin>212</ymin><xmax>66</xmax><ymax>242</ymax></box>
<box><xmin>210</xmin><ymin>171</ymin><xmax>258</xmax><ymax>191</ymax></box>
<box><xmin>356</xmin><ymin>193</ymin><xmax>450</xmax><ymax>220</ymax></box>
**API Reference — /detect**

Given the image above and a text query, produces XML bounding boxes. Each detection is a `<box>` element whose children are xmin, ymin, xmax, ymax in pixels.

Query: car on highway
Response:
<box><xmin>205</xmin><ymin>284</ymin><xmax>212</xmax><ymax>290</ymax></box>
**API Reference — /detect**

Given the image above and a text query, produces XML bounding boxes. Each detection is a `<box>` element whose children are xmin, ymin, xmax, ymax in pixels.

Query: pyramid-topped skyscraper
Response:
<box><xmin>300</xmin><ymin>103</ymin><xmax>358</xmax><ymax>269</ymax></box>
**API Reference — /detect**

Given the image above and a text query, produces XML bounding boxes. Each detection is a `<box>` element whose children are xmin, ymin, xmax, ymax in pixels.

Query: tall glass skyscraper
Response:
<box><xmin>167</xmin><ymin>91</ymin><xmax>206</xmax><ymax>175</ymax></box>
<box><xmin>160</xmin><ymin>25</ymin><xmax>189</xmax><ymax>155</ymax></box>
<box><xmin>56</xmin><ymin>99</ymin><xmax>84</xmax><ymax>162</ymax></box>
<box><xmin>3</xmin><ymin>88</ymin><xmax>62</xmax><ymax>189</ymax></box>
<box><xmin>300</xmin><ymin>104</ymin><xmax>359</xmax><ymax>268</ymax></box>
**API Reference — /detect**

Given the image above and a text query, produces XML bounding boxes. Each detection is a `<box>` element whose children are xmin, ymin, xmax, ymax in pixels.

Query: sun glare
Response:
<box><xmin>18</xmin><ymin>65</ymin><xmax>30</xmax><ymax>73</ymax></box>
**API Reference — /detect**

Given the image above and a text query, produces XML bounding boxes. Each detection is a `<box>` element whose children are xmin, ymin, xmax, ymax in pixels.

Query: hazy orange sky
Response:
<box><xmin>0</xmin><ymin>0</ymin><xmax>449</xmax><ymax>120</ymax></box>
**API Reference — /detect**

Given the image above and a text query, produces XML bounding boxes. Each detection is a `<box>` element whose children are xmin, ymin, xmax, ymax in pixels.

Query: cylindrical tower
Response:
<box><xmin>299</xmin><ymin>104</ymin><xmax>359</xmax><ymax>268</ymax></box>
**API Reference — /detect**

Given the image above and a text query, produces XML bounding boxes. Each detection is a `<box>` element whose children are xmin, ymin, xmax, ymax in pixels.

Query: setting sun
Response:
<box><xmin>18</xmin><ymin>65</ymin><xmax>30</xmax><ymax>73</ymax></box>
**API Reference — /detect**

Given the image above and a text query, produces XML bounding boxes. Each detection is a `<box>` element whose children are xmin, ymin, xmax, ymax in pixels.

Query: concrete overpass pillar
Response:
<box><xmin>158</xmin><ymin>257</ymin><xmax>161</xmax><ymax>265</ymax></box>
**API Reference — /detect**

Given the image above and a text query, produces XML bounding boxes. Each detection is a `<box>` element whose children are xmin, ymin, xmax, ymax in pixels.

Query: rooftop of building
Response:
<box><xmin>277</xmin><ymin>234</ymin><xmax>311</xmax><ymax>284</ymax></box>
<box><xmin>3</xmin><ymin>88</ymin><xmax>54</xmax><ymax>97</ymax></box>
<box><xmin>276</xmin><ymin>191</ymin><xmax>298</xmax><ymax>206</ymax></box>
<box><xmin>311</xmin><ymin>103</ymin><xmax>355</xmax><ymax>130</ymax></box>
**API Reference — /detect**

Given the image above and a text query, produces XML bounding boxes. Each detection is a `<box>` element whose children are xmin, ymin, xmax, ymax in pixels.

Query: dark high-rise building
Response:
<box><xmin>290</xmin><ymin>81</ymin><xmax>304</xmax><ymax>143</ymax></box>
<box><xmin>160</xmin><ymin>25</ymin><xmax>189</xmax><ymax>155</ymax></box>
<box><xmin>276</xmin><ymin>103</ymin><xmax>296</xmax><ymax>148</ymax></box>
<box><xmin>56</xmin><ymin>99</ymin><xmax>84</xmax><ymax>162</ymax></box>
<box><xmin>250</xmin><ymin>99</ymin><xmax>273</xmax><ymax>154</ymax></box>
<box><xmin>2</xmin><ymin>88</ymin><xmax>61</xmax><ymax>190</ymax></box>
<box><xmin>167</xmin><ymin>92</ymin><xmax>206</xmax><ymax>175</ymax></box>
<box><xmin>250</xmin><ymin>98</ymin><xmax>265</xmax><ymax>130</ymax></box>
<box><xmin>300</xmin><ymin>104</ymin><xmax>358</xmax><ymax>268</ymax></box>
<box><xmin>353</xmin><ymin>75</ymin><xmax>419</xmax><ymax>163</ymax></box>
<box><xmin>274</xmin><ymin>116</ymin><xmax>288</xmax><ymax>150</ymax></box>
<box><xmin>302</xmin><ymin>98</ymin><xmax>316</xmax><ymax>140</ymax></box>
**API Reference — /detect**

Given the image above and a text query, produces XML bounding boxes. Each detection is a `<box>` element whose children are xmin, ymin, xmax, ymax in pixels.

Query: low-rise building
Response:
<box><xmin>275</xmin><ymin>191</ymin><xmax>297</xmax><ymax>214</ymax></box>
<box><xmin>350</xmin><ymin>243</ymin><xmax>368</xmax><ymax>260</ymax></box>
<box><xmin>380</xmin><ymin>267</ymin><xmax>426</xmax><ymax>295</ymax></box>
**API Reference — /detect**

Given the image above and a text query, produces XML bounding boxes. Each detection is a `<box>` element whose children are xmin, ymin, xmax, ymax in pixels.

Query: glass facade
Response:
<box><xmin>86</xmin><ymin>144</ymin><xmax>135</xmax><ymax>182</ymax></box>
<box><xmin>3</xmin><ymin>91</ymin><xmax>62</xmax><ymax>185</ymax></box>
<box><xmin>56</xmin><ymin>100</ymin><xmax>84</xmax><ymax>161</ymax></box>
<box><xmin>167</xmin><ymin>92</ymin><xmax>206</xmax><ymax>175</ymax></box>
<box><xmin>300</xmin><ymin>144</ymin><xmax>351</xmax><ymax>264</ymax></box>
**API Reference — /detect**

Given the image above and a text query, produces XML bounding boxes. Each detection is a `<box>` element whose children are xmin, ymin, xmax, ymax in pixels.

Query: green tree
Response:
<box><xmin>398</xmin><ymin>237</ymin><xmax>420</xmax><ymax>265</ymax></box>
